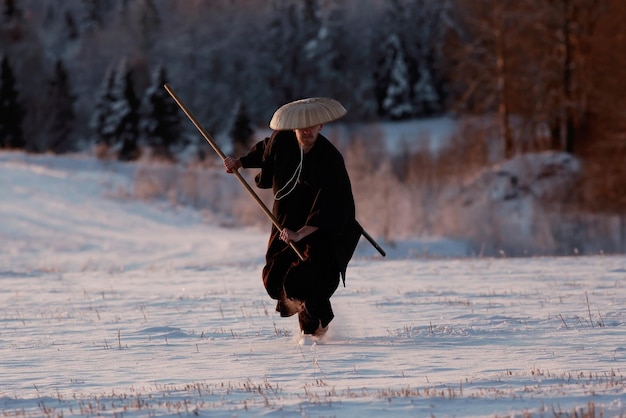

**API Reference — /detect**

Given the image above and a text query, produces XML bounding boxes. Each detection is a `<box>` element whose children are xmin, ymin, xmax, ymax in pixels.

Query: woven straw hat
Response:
<box><xmin>269</xmin><ymin>97</ymin><xmax>347</xmax><ymax>130</ymax></box>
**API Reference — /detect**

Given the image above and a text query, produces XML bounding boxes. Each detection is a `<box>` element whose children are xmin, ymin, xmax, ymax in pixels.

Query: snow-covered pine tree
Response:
<box><xmin>376</xmin><ymin>34</ymin><xmax>415</xmax><ymax>120</ymax></box>
<box><xmin>90</xmin><ymin>66</ymin><xmax>117</xmax><ymax>154</ymax></box>
<box><xmin>228</xmin><ymin>100</ymin><xmax>253</xmax><ymax>158</ymax></box>
<box><xmin>110</xmin><ymin>59</ymin><xmax>140</xmax><ymax>161</ymax></box>
<box><xmin>400</xmin><ymin>0</ymin><xmax>447</xmax><ymax>117</ymax></box>
<box><xmin>377</xmin><ymin>0</ymin><xmax>447</xmax><ymax>119</ymax></box>
<box><xmin>0</xmin><ymin>55</ymin><xmax>25</xmax><ymax>149</ymax></box>
<box><xmin>413</xmin><ymin>63</ymin><xmax>441</xmax><ymax>117</ymax></box>
<box><xmin>140</xmin><ymin>64</ymin><xmax>182</xmax><ymax>162</ymax></box>
<box><xmin>46</xmin><ymin>59</ymin><xmax>76</xmax><ymax>153</ymax></box>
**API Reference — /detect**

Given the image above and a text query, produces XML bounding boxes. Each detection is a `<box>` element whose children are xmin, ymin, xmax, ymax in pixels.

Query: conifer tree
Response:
<box><xmin>228</xmin><ymin>101</ymin><xmax>253</xmax><ymax>158</ymax></box>
<box><xmin>0</xmin><ymin>55</ymin><xmax>25</xmax><ymax>149</ymax></box>
<box><xmin>375</xmin><ymin>34</ymin><xmax>414</xmax><ymax>120</ymax></box>
<box><xmin>90</xmin><ymin>66</ymin><xmax>117</xmax><ymax>152</ymax></box>
<box><xmin>141</xmin><ymin>65</ymin><xmax>182</xmax><ymax>161</ymax></box>
<box><xmin>46</xmin><ymin>59</ymin><xmax>76</xmax><ymax>153</ymax></box>
<box><xmin>304</xmin><ymin>0</ymin><xmax>348</xmax><ymax>98</ymax></box>
<box><xmin>91</xmin><ymin>60</ymin><xmax>140</xmax><ymax>161</ymax></box>
<box><xmin>376</xmin><ymin>0</ymin><xmax>446</xmax><ymax>119</ymax></box>
<box><xmin>413</xmin><ymin>64</ymin><xmax>441</xmax><ymax>117</ymax></box>
<box><xmin>111</xmin><ymin>60</ymin><xmax>140</xmax><ymax>161</ymax></box>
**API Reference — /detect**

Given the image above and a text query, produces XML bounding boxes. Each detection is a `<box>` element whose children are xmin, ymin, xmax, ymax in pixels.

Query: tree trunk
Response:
<box><xmin>562</xmin><ymin>0</ymin><xmax>576</xmax><ymax>153</ymax></box>
<box><xmin>494</xmin><ymin>0</ymin><xmax>514</xmax><ymax>159</ymax></box>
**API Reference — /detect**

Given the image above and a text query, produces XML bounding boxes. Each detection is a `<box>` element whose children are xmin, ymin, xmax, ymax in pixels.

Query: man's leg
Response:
<box><xmin>298</xmin><ymin>297</ymin><xmax>334</xmax><ymax>335</ymax></box>
<box><xmin>285</xmin><ymin>255</ymin><xmax>340</xmax><ymax>334</ymax></box>
<box><xmin>263</xmin><ymin>244</ymin><xmax>303</xmax><ymax>317</ymax></box>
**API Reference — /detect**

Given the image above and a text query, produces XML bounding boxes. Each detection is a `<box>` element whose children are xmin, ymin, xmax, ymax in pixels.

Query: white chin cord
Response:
<box><xmin>274</xmin><ymin>145</ymin><xmax>303</xmax><ymax>200</ymax></box>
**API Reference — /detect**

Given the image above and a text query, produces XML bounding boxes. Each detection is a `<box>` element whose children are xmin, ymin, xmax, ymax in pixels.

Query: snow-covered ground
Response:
<box><xmin>1</xmin><ymin>152</ymin><xmax>624</xmax><ymax>417</ymax></box>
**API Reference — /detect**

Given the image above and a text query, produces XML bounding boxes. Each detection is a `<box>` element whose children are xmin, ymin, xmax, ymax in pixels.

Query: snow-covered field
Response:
<box><xmin>1</xmin><ymin>152</ymin><xmax>624</xmax><ymax>417</ymax></box>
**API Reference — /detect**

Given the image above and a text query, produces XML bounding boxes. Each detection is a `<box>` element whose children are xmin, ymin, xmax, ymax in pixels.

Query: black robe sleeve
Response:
<box><xmin>238</xmin><ymin>138</ymin><xmax>268</xmax><ymax>169</ymax></box>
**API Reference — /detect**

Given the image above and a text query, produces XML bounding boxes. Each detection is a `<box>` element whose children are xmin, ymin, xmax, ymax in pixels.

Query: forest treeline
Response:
<box><xmin>1</xmin><ymin>0</ymin><xmax>625</xmax><ymax>213</ymax></box>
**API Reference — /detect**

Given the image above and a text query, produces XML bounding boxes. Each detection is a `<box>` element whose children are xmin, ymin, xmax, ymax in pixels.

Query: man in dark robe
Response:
<box><xmin>224</xmin><ymin>98</ymin><xmax>361</xmax><ymax>336</ymax></box>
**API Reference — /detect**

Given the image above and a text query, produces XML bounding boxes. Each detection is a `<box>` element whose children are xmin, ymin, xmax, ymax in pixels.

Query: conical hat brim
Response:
<box><xmin>269</xmin><ymin>97</ymin><xmax>347</xmax><ymax>130</ymax></box>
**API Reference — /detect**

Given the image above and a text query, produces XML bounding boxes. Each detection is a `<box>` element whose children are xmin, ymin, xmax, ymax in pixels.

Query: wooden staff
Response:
<box><xmin>361</xmin><ymin>227</ymin><xmax>386</xmax><ymax>257</ymax></box>
<box><xmin>164</xmin><ymin>84</ymin><xmax>305</xmax><ymax>261</ymax></box>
